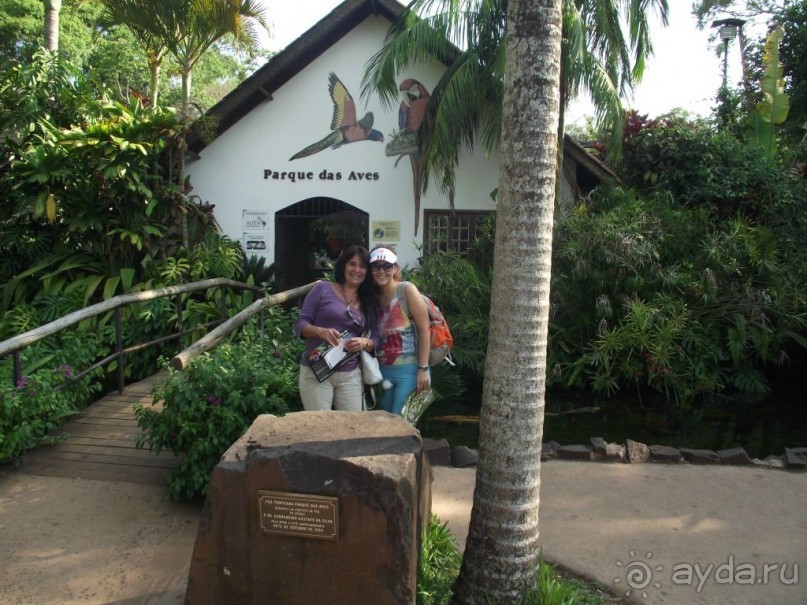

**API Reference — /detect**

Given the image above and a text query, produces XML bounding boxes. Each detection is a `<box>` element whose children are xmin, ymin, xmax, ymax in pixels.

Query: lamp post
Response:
<box><xmin>711</xmin><ymin>18</ymin><xmax>746</xmax><ymax>90</ymax></box>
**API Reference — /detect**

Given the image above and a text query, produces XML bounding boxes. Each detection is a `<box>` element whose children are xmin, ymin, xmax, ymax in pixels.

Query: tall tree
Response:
<box><xmin>362</xmin><ymin>0</ymin><xmax>668</xmax><ymax>200</ymax></box>
<box><xmin>42</xmin><ymin>0</ymin><xmax>61</xmax><ymax>50</ymax></box>
<box><xmin>164</xmin><ymin>0</ymin><xmax>269</xmax><ymax>117</ymax></box>
<box><xmin>93</xmin><ymin>0</ymin><xmax>170</xmax><ymax>107</ymax></box>
<box><xmin>91</xmin><ymin>0</ymin><xmax>269</xmax><ymax>246</ymax></box>
<box><xmin>166</xmin><ymin>0</ymin><xmax>269</xmax><ymax>246</ymax></box>
<box><xmin>451</xmin><ymin>0</ymin><xmax>562</xmax><ymax>602</ymax></box>
<box><xmin>692</xmin><ymin>0</ymin><xmax>787</xmax><ymax>24</ymax></box>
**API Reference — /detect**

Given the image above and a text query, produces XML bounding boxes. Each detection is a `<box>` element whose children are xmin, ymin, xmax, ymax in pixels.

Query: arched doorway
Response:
<box><xmin>275</xmin><ymin>198</ymin><xmax>368</xmax><ymax>291</ymax></box>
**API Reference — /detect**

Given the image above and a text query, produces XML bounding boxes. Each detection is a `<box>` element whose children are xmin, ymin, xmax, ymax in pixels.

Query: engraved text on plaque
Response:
<box><xmin>258</xmin><ymin>491</ymin><xmax>339</xmax><ymax>540</ymax></box>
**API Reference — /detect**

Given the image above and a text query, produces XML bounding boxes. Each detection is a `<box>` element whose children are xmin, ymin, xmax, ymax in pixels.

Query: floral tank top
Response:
<box><xmin>378</xmin><ymin>287</ymin><xmax>418</xmax><ymax>366</ymax></box>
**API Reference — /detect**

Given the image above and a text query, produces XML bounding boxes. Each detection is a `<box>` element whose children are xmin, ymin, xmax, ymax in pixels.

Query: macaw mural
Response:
<box><xmin>288</xmin><ymin>72</ymin><xmax>432</xmax><ymax>237</ymax></box>
<box><xmin>289</xmin><ymin>72</ymin><xmax>384</xmax><ymax>161</ymax></box>
<box><xmin>385</xmin><ymin>79</ymin><xmax>431</xmax><ymax>236</ymax></box>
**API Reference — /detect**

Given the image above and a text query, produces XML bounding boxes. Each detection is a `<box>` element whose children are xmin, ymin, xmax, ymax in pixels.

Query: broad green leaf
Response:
<box><xmin>45</xmin><ymin>192</ymin><xmax>57</xmax><ymax>223</ymax></box>
<box><xmin>756</xmin><ymin>25</ymin><xmax>790</xmax><ymax>125</ymax></box>
<box><xmin>754</xmin><ymin>24</ymin><xmax>790</xmax><ymax>162</ymax></box>
<box><xmin>120</xmin><ymin>269</ymin><xmax>136</xmax><ymax>293</ymax></box>
<box><xmin>103</xmin><ymin>277</ymin><xmax>122</xmax><ymax>300</ymax></box>
<box><xmin>82</xmin><ymin>275</ymin><xmax>105</xmax><ymax>305</ymax></box>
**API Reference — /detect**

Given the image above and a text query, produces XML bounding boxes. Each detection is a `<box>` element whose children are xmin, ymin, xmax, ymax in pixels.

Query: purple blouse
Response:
<box><xmin>293</xmin><ymin>281</ymin><xmax>380</xmax><ymax>371</ymax></box>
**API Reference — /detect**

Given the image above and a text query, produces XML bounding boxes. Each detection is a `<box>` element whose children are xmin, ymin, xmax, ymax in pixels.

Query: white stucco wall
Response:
<box><xmin>187</xmin><ymin>16</ymin><xmax>500</xmax><ymax>270</ymax></box>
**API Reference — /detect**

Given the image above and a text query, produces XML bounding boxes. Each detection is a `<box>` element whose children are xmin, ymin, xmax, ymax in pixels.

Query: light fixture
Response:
<box><xmin>711</xmin><ymin>18</ymin><xmax>746</xmax><ymax>89</ymax></box>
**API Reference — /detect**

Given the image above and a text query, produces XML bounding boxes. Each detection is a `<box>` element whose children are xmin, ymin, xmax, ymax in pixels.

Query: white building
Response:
<box><xmin>187</xmin><ymin>0</ymin><xmax>611</xmax><ymax>290</ymax></box>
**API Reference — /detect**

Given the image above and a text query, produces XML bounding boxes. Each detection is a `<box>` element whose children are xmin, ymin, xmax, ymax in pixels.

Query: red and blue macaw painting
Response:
<box><xmin>385</xmin><ymin>79</ymin><xmax>431</xmax><ymax>235</ymax></box>
<box><xmin>289</xmin><ymin>72</ymin><xmax>384</xmax><ymax>161</ymax></box>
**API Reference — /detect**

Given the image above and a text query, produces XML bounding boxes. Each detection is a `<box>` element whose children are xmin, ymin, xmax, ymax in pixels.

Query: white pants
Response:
<box><xmin>298</xmin><ymin>365</ymin><xmax>364</xmax><ymax>411</ymax></box>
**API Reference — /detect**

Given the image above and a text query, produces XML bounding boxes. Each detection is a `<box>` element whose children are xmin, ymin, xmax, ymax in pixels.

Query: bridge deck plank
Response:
<box><xmin>18</xmin><ymin>373</ymin><xmax>180</xmax><ymax>486</ymax></box>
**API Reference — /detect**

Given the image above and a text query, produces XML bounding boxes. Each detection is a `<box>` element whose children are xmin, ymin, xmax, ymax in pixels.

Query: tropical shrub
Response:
<box><xmin>0</xmin><ymin>51</ymin><xmax>229</xmax><ymax>316</ymax></box>
<box><xmin>135</xmin><ymin>310</ymin><xmax>304</xmax><ymax>501</ymax></box>
<box><xmin>413</xmin><ymin>180</ymin><xmax>806</xmax><ymax>407</ymax></box>
<box><xmin>620</xmin><ymin>112</ymin><xmax>807</xmax><ymax>253</ymax></box>
<box><xmin>550</xmin><ymin>185</ymin><xmax>807</xmax><ymax>402</ymax></box>
<box><xmin>410</xmin><ymin>251</ymin><xmax>491</xmax><ymax>375</ymax></box>
<box><xmin>0</xmin><ymin>51</ymin><xmax>187</xmax><ymax>311</ymax></box>
<box><xmin>418</xmin><ymin>516</ymin><xmax>463</xmax><ymax>605</ymax></box>
<box><xmin>0</xmin><ymin>53</ymin><xmax>250</xmax><ymax>390</ymax></box>
<box><xmin>0</xmin><ymin>330</ymin><xmax>103</xmax><ymax>461</ymax></box>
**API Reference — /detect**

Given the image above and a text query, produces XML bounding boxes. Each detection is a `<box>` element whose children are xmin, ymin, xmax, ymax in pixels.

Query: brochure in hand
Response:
<box><xmin>308</xmin><ymin>329</ymin><xmax>359</xmax><ymax>382</ymax></box>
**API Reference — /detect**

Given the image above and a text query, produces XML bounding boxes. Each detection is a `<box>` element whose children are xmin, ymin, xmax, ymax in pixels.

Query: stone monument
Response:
<box><xmin>184</xmin><ymin>410</ymin><xmax>432</xmax><ymax>605</ymax></box>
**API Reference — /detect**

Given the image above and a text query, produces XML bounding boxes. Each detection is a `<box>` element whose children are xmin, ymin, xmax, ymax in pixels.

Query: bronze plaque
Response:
<box><xmin>257</xmin><ymin>491</ymin><xmax>339</xmax><ymax>540</ymax></box>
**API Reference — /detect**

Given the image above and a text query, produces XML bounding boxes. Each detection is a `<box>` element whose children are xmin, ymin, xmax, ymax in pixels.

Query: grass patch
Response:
<box><xmin>419</xmin><ymin>515</ymin><xmax>621</xmax><ymax>605</ymax></box>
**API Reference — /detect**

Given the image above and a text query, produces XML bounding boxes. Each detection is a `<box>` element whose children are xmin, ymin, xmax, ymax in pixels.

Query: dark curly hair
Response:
<box><xmin>333</xmin><ymin>245</ymin><xmax>380</xmax><ymax>331</ymax></box>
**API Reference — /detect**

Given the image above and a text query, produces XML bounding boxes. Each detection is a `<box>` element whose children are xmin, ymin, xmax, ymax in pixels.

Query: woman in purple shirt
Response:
<box><xmin>293</xmin><ymin>245</ymin><xmax>380</xmax><ymax>411</ymax></box>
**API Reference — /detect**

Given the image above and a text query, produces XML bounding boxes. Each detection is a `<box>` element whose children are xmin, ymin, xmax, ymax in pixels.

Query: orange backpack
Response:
<box><xmin>396</xmin><ymin>282</ymin><xmax>454</xmax><ymax>366</ymax></box>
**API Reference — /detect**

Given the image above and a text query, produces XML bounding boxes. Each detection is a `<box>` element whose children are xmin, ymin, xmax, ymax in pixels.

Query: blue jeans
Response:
<box><xmin>379</xmin><ymin>363</ymin><xmax>417</xmax><ymax>415</ymax></box>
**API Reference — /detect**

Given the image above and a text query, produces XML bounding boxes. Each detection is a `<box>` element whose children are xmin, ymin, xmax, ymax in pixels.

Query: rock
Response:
<box><xmin>650</xmin><ymin>445</ymin><xmax>682</xmax><ymax>464</ymax></box>
<box><xmin>590</xmin><ymin>437</ymin><xmax>607</xmax><ymax>458</ymax></box>
<box><xmin>784</xmin><ymin>448</ymin><xmax>807</xmax><ymax>470</ymax></box>
<box><xmin>605</xmin><ymin>442</ymin><xmax>627</xmax><ymax>462</ymax></box>
<box><xmin>422</xmin><ymin>437</ymin><xmax>451</xmax><ymax>467</ymax></box>
<box><xmin>751</xmin><ymin>455</ymin><xmax>786</xmax><ymax>470</ymax></box>
<box><xmin>184</xmin><ymin>411</ymin><xmax>431</xmax><ymax>605</ymax></box>
<box><xmin>716</xmin><ymin>447</ymin><xmax>751</xmax><ymax>466</ymax></box>
<box><xmin>541</xmin><ymin>441</ymin><xmax>559</xmax><ymax>461</ymax></box>
<box><xmin>680</xmin><ymin>448</ymin><xmax>721</xmax><ymax>464</ymax></box>
<box><xmin>555</xmin><ymin>445</ymin><xmax>593</xmax><ymax>461</ymax></box>
<box><xmin>626</xmin><ymin>439</ymin><xmax>650</xmax><ymax>464</ymax></box>
<box><xmin>451</xmin><ymin>445</ymin><xmax>479</xmax><ymax>468</ymax></box>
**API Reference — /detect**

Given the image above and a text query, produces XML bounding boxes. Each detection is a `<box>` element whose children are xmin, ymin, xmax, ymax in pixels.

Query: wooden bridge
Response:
<box><xmin>17</xmin><ymin>372</ymin><xmax>180</xmax><ymax>486</ymax></box>
<box><xmin>3</xmin><ymin>280</ymin><xmax>319</xmax><ymax>486</ymax></box>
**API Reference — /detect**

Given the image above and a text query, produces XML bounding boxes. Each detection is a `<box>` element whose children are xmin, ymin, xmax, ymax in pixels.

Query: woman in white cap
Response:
<box><xmin>369</xmin><ymin>247</ymin><xmax>431</xmax><ymax>415</ymax></box>
<box><xmin>294</xmin><ymin>245</ymin><xmax>380</xmax><ymax>411</ymax></box>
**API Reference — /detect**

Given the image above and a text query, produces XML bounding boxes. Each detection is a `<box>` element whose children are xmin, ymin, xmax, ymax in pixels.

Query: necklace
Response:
<box><xmin>339</xmin><ymin>283</ymin><xmax>358</xmax><ymax>309</ymax></box>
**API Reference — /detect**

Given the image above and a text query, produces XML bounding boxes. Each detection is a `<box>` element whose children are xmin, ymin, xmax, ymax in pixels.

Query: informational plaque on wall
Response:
<box><xmin>257</xmin><ymin>491</ymin><xmax>339</xmax><ymax>540</ymax></box>
<box><xmin>242</xmin><ymin>210</ymin><xmax>270</xmax><ymax>256</ymax></box>
<box><xmin>242</xmin><ymin>210</ymin><xmax>269</xmax><ymax>231</ymax></box>
<box><xmin>371</xmin><ymin>220</ymin><xmax>400</xmax><ymax>243</ymax></box>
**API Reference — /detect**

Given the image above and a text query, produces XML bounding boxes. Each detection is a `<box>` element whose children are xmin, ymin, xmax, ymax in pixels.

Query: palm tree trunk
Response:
<box><xmin>177</xmin><ymin>65</ymin><xmax>192</xmax><ymax>248</ymax></box>
<box><xmin>149</xmin><ymin>60</ymin><xmax>161</xmax><ymax>108</ymax></box>
<box><xmin>43</xmin><ymin>0</ymin><xmax>62</xmax><ymax>52</ymax></box>
<box><xmin>452</xmin><ymin>0</ymin><xmax>563</xmax><ymax>603</ymax></box>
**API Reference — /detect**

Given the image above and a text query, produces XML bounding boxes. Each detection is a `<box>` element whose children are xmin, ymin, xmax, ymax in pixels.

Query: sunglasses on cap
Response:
<box><xmin>371</xmin><ymin>263</ymin><xmax>395</xmax><ymax>272</ymax></box>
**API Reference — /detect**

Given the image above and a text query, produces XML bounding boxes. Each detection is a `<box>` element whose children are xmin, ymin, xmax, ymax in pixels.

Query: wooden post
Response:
<box><xmin>13</xmin><ymin>351</ymin><xmax>22</xmax><ymax>389</ymax></box>
<box><xmin>115</xmin><ymin>307</ymin><xmax>124</xmax><ymax>393</ymax></box>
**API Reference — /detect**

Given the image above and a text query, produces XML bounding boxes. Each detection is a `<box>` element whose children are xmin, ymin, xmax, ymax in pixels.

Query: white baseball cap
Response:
<box><xmin>369</xmin><ymin>248</ymin><xmax>397</xmax><ymax>264</ymax></box>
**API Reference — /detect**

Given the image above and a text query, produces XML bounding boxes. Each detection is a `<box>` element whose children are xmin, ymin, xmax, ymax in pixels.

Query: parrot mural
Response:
<box><xmin>385</xmin><ymin>78</ymin><xmax>431</xmax><ymax>235</ymax></box>
<box><xmin>289</xmin><ymin>72</ymin><xmax>384</xmax><ymax>161</ymax></box>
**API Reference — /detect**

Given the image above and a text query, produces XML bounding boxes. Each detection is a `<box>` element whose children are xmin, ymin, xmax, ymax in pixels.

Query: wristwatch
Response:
<box><xmin>417</xmin><ymin>366</ymin><xmax>429</xmax><ymax>371</ymax></box>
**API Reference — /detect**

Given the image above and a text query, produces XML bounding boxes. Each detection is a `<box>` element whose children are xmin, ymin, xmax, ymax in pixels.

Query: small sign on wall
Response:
<box><xmin>243</xmin><ymin>233</ymin><xmax>268</xmax><ymax>251</ymax></box>
<box><xmin>243</xmin><ymin>210</ymin><xmax>269</xmax><ymax>254</ymax></box>
<box><xmin>372</xmin><ymin>220</ymin><xmax>401</xmax><ymax>243</ymax></box>
<box><xmin>243</xmin><ymin>210</ymin><xmax>269</xmax><ymax>231</ymax></box>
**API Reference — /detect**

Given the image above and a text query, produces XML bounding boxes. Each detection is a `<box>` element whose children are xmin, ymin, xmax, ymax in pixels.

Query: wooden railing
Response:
<box><xmin>0</xmin><ymin>278</ymin><xmax>311</xmax><ymax>392</ymax></box>
<box><xmin>170</xmin><ymin>282</ymin><xmax>317</xmax><ymax>370</ymax></box>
